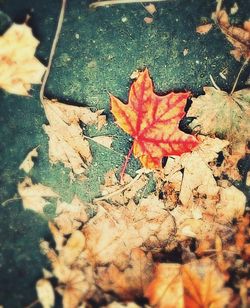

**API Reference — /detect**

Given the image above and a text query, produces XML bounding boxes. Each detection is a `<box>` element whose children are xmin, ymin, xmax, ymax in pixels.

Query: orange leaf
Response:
<box><xmin>145</xmin><ymin>259</ymin><xmax>231</xmax><ymax>308</ymax></box>
<box><xmin>145</xmin><ymin>263</ymin><xmax>183</xmax><ymax>308</ymax></box>
<box><xmin>110</xmin><ymin>69</ymin><xmax>198</xmax><ymax>169</ymax></box>
<box><xmin>182</xmin><ymin>259</ymin><xmax>231</xmax><ymax>308</ymax></box>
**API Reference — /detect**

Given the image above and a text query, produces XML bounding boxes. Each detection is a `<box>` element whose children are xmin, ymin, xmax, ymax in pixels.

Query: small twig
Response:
<box><xmin>90</xmin><ymin>0</ymin><xmax>170</xmax><ymax>9</ymax></box>
<box><xmin>40</xmin><ymin>0</ymin><xmax>67</xmax><ymax>104</ymax></box>
<box><xmin>2</xmin><ymin>196</ymin><xmax>21</xmax><ymax>206</ymax></box>
<box><xmin>24</xmin><ymin>299</ymin><xmax>39</xmax><ymax>308</ymax></box>
<box><xmin>209</xmin><ymin>74</ymin><xmax>221</xmax><ymax>90</ymax></box>
<box><xmin>93</xmin><ymin>169</ymin><xmax>144</xmax><ymax>202</ymax></box>
<box><xmin>216</xmin><ymin>0</ymin><xmax>223</xmax><ymax>13</ymax></box>
<box><xmin>230</xmin><ymin>57</ymin><xmax>249</xmax><ymax>94</ymax></box>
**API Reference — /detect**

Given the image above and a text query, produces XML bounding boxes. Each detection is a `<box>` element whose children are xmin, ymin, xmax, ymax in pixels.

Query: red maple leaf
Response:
<box><xmin>110</xmin><ymin>69</ymin><xmax>198</xmax><ymax>173</ymax></box>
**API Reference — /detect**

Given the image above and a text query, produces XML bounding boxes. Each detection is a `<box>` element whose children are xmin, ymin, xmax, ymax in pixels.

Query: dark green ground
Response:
<box><xmin>0</xmin><ymin>0</ymin><xmax>249</xmax><ymax>307</ymax></box>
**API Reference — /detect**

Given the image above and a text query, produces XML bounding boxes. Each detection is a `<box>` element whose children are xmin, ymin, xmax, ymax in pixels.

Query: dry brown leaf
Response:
<box><xmin>216</xmin><ymin>185</ymin><xmax>246</xmax><ymax>223</ymax></box>
<box><xmin>230</xmin><ymin>2</ymin><xmax>239</xmax><ymax>15</ymax></box>
<box><xmin>145</xmin><ymin>263</ymin><xmax>183</xmax><ymax>308</ymax></box>
<box><xmin>196</xmin><ymin>23</ymin><xmax>213</xmax><ymax>35</ymax></box>
<box><xmin>0</xmin><ymin>23</ymin><xmax>46</xmax><ymax>95</ymax></box>
<box><xmin>57</xmin><ymin>268</ymin><xmax>94</xmax><ymax>308</ymax></box>
<box><xmin>183</xmin><ymin>48</ymin><xmax>189</xmax><ymax>56</ymax></box>
<box><xmin>146</xmin><ymin>259</ymin><xmax>231</xmax><ymax>308</ymax></box>
<box><xmin>18</xmin><ymin>177</ymin><xmax>59</xmax><ymax>213</ymax></box>
<box><xmin>187</xmin><ymin>87</ymin><xmax>250</xmax><ymax>180</ymax></box>
<box><xmin>216</xmin><ymin>10</ymin><xmax>250</xmax><ymax>61</ymax></box>
<box><xmin>187</xmin><ymin>88</ymin><xmax>250</xmax><ymax>147</ymax></box>
<box><xmin>145</xmin><ymin>3</ymin><xmax>156</xmax><ymax>15</ymax></box>
<box><xmin>36</xmin><ymin>279</ymin><xmax>55</xmax><ymax>308</ymax></box>
<box><xmin>144</xmin><ymin>17</ymin><xmax>154</xmax><ymax>24</ymax></box>
<box><xmin>43</xmin><ymin>230</ymin><xmax>96</xmax><ymax>308</ymax></box>
<box><xmin>54</xmin><ymin>196</ymin><xmax>90</xmax><ymax>235</ymax></box>
<box><xmin>43</xmin><ymin>98</ymin><xmax>106</xmax><ymax>179</ymax></box>
<box><xmin>19</xmin><ymin>146</ymin><xmax>38</xmax><ymax>173</ymax></box>
<box><xmin>178</xmin><ymin>137</ymin><xmax>229</xmax><ymax>206</ymax></box>
<box><xmin>83</xmin><ymin>195</ymin><xmax>176</xmax><ymax>268</ymax></box>
<box><xmin>97</xmin><ymin>248</ymin><xmax>154</xmax><ymax>300</ymax></box>
<box><xmin>92</xmin><ymin>136</ymin><xmax>113</xmax><ymax>149</ymax></box>
<box><xmin>59</xmin><ymin>230</ymin><xmax>86</xmax><ymax>266</ymax></box>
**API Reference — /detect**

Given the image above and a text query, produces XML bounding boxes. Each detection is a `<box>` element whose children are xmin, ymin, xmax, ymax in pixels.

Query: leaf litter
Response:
<box><xmin>1</xmin><ymin>4</ymin><xmax>250</xmax><ymax>308</ymax></box>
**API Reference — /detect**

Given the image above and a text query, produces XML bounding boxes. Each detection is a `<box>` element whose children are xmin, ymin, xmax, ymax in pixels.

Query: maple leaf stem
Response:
<box><xmin>93</xmin><ymin>169</ymin><xmax>143</xmax><ymax>202</ymax></box>
<box><xmin>120</xmin><ymin>143</ymin><xmax>134</xmax><ymax>183</ymax></box>
<box><xmin>230</xmin><ymin>57</ymin><xmax>249</xmax><ymax>94</ymax></box>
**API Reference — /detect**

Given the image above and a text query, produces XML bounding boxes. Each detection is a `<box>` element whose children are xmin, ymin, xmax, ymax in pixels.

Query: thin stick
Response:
<box><xmin>1</xmin><ymin>196</ymin><xmax>21</xmax><ymax>206</ymax></box>
<box><xmin>90</xmin><ymin>0</ymin><xmax>170</xmax><ymax>9</ymax></box>
<box><xmin>93</xmin><ymin>169</ymin><xmax>143</xmax><ymax>202</ymax></box>
<box><xmin>40</xmin><ymin>0</ymin><xmax>67</xmax><ymax>103</ymax></box>
<box><xmin>230</xmin><ymin>57</ymin><xmax>249</xmax><ymax>94</ymax></box>
<box><xmin>24</xmin><ymin>300</ymin><xmax>39</xmax><ymax>308</ymax></box>
<box><xmin>216</xmin><ymin>0</ymin><xmax>223</xmax><ymax>13</ymax></box>
<box><xmin>209</xmin><ymin>74</ymin><xmax>221</xmax><ymax>90</ymax></box>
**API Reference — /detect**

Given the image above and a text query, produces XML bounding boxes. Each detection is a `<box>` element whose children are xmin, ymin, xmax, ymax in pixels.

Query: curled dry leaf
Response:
<box><xmin>18</xmin><ymin>177</ymin><xmax>59</xmax><ymax>213</ymax></box>
<box><xmin>196</xmin><ymin>23</ymin><xmax>213</xmax><ymax>35</ymax></box>
<box><xmin>43</xmin><ymin>98</ymin><xmax>107</xmax><ymax>179</ymax></box>
<box><xmin>165</xmin><ymin>137</ymin><xmax>229</xmax><ymax>206</ymax></box>
<box><xmin>84</xmin><ymin>195</ymin><xmax>176</xmax><ymax>269</ymax></box>
<box><xmin>146</xmin><ymin>259</ymin><xmax>231</xmax><ymax>308</ymax></box>
<box><xmin>36</xmin><ymin>279</ymin><xmax>55</xmax><ymax>308</ymax></box>
<box><xmin>216</xmin><ymin>10</ymin><xmax>250</xmax><ymax>61</ymax></box>
<box><xmin>19</xmin><ymin>146</ymin><xmax>38</xmax><ymax>173</ymax></box>
<box><xmin>0</xmin><ymin>23</ymin><xmax>46</xmax><ymax>95</ymax></box>
<box><xmin>97</xmin><ymin>248</ymin><xmax>154</xmax><ymax>300</ymax></box>
<box><xmin>179</xmin><ymin>137</ymin><xmax>229</xmax><ymax>205</ymax></box>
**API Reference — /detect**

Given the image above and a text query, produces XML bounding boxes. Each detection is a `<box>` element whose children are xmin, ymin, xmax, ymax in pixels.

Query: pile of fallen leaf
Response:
<box><xmin>1</xmin><ymin>2</ymin><xmax>250</xmax><ymax>308</ymax></box>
